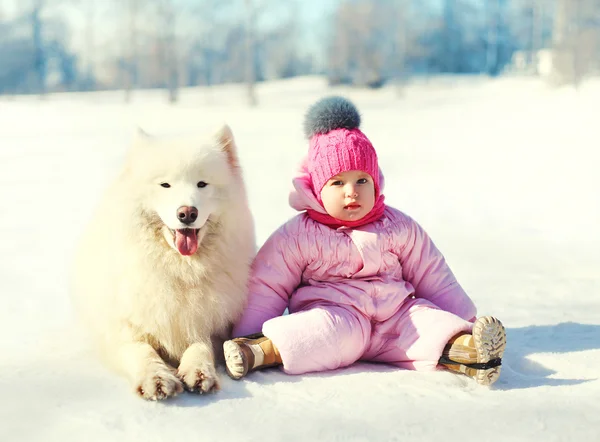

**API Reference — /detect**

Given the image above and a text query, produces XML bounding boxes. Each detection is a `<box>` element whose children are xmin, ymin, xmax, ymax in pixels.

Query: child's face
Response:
<box><xmin>320</xmin><ymin>170</ymin><xmax>375</xmax><ymax>222</ymax></box>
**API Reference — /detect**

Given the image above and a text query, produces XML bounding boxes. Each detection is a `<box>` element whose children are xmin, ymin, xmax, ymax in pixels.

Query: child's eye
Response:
<box><xmin>357</xmin><ymin>178</ymin><xmax>368</xmax><ymax>184</ymax></box>
<box><xmin>331</xmin><ymin>180</ymin><xmax>343</xmax><ymax>186</ymax></box>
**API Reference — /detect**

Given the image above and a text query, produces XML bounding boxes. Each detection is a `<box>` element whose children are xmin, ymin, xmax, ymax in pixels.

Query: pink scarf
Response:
<box><xmin>306</xmin><ymin>197</ymin><xmax>386</xmax><ymax>229</ymax></box>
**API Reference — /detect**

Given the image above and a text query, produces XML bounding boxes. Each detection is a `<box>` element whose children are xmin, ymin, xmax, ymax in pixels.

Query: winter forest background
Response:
<box><xmin>1</xmin><ymin>0</ymin><xmax>600</xmax><ymax>103</ymax></box>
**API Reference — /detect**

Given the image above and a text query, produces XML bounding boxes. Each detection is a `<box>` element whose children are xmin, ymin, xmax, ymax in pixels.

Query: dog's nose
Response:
<box><xmin>177</xmin><ymin>206</ymin><xmax>198</xmax><ymax>225</ymax></box>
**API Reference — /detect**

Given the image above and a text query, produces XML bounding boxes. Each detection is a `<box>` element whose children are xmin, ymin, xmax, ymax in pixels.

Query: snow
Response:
<box><xmin>1</xmin><ymin>76</ymin><xmax>599</xmax><ymax>441</ymax></box>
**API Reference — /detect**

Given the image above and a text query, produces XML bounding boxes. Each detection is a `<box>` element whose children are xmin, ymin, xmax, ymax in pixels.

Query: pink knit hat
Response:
<box><xmin>304</xmin><ymin>97</ymin><xmax>380</xmax><ymax>199</ymax></box>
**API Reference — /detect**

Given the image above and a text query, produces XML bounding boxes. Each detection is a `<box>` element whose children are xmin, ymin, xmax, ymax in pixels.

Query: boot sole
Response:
<box><xmin>223</xmin><ymin>340</ymin><xmax>249</xmax><ymax>380</ymax></box>
<box><xmin>472</xmin><ymin>316</ymin><xmax>507</xmax><ymax>386</ymax></box>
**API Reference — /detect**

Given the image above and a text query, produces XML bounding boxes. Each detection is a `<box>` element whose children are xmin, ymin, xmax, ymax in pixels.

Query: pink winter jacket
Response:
<box><xmin>232</xmin><ymin>169</ymin><xmax>477</xmax><ymax>337</ymax></box>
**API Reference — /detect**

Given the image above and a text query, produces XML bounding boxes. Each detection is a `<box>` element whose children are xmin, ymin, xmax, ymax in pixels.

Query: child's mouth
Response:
<box><xmin>344</xmin><ymin>203</ymin><xmax>361</xmax><ymax>211</ymax></box>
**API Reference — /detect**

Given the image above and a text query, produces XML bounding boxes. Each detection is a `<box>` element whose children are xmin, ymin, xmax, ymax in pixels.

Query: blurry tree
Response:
<box><xmin>391</xmin><ymin>0</ymin><xmax>412</xmax><ymax>89</ymax></box>
<box><xmin>143</xmin><ymin>0</ymin><xmax>287</xmax><ymax>105</ymax></box>
<box><xmin>182</xmin><ymin>0</ymin><xmax>230</xmax><ymax>88</ymax></box>
<box><xmin>244</xmin><ymin>0</ymin><xmax>257</xmax><ymax>106</ymax></box>
<box><xmin>0</xmin><ymin>1</ymin><xmax>79</xmax><ymax>95</ymax></box>
<box><xmin>552</xmin><ymin>0</ymin><xmax>600</xmax><ymax>87</ymax></box>
<box><xmin>429</xmin><ymin>0</ymin><xmax>517</xmax><ymax>75</ymax></box>
<box><xmin>328</xmin><ymin>0</ymin><xmax>408</xmax><ymax>87</ymax></box>
<box><xmin>0</xmin><ymin>25</ymin><xmax>36</xmax><ymax>94</ymax></box>
<box><xmin>327</xmin><ymin>0</ymin><xmax>518</xmax><ymax>86</ymax></box>
<box><xmin>30</xmin><ymin>0</ymin><xmax>81</xmax><ymax>95</ymax></box>
<box><xmin>121</xmin><ymin>0</ymin><xmax>139</xmax><ymax>102</ymax></box>
<box><xmin>259</xmin><ymin>2</ymin><xmax>309</xmax><ymax>80</ymax></box>
<box><xmin>485</xmin><ymin>0</ymin><xmax>512</xmax><ymax>76</ymax></box>
<box><xmin>509</xmin><ymin>0</ymin><xmax>551</xmax><ymax>74</ymax></box>
<box><xmin>233</xmin><ymin>0</ymin><xmax>290</xmax><ymax>105</ymax></box>
<box><xmin>81</xmin><ymin>0</ymin><xmax>97</xmax><ymax>90</ymax></box>
<box><xmin>438</xmin><ymin>0</ymin><xmax>469</xmax><ymax>73</ymax></box>
<box><xmin>156</xmin><ymin>0</ymin><xmax>179</xmax><ymax>103</ymax></box>
<box><xmin>112</xmin><ymin>0</ymin><xmax>180</xmax><ymax>102</ymax></box>
<box><xmin>433</xmin><ymin>0</ymin><xmax>482</xmax><ymax>72</ymax></box>
<box><xmin>32</xmin><ymin>0</ymin><xmax>46</xmax><ymax>96</ymax></box>
<box><xmin>530</xmin><ymin>0</ymin><xmax>549</xmax><ymax>73</ymax></box>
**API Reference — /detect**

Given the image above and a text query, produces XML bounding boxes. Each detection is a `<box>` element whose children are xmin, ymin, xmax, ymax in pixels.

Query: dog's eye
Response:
<box><xmin>197</xmin><ymin>181</ymin><xmax>208</xmax><ymax>188</ymax></box>
<box><xmin>160</xmin><ymin>183</ymin><xmax>171</xmax><ymax>188</ymax></box>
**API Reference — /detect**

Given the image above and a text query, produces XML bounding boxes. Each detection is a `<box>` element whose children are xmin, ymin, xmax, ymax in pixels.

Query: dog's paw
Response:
<box><xmin>135</xmin><ymin>365</ymin><xmax>184</xmax><ymax>401</ymax></box>
<box><xmin>177</xmin><ymin>360</ymin><xmax>220</xmax><ymax>394</ymax></box>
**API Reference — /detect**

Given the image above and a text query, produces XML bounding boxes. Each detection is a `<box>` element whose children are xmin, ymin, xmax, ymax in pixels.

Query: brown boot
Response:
<box><xmin>439</xmin><ymin>316</ymin><xmax>506</xmax><ymax>386</ymax></box>
<box><xmin>223</xmin><ymin>333</ymin><xmax>282</xmax><ymax>380</ymax></box>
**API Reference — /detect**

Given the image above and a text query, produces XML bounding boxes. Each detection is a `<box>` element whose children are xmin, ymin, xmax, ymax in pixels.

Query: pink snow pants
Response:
<box><xmin>262</xmin><ymin>297</ymin><xmax>472</xmax><ymax>374</ymax></box>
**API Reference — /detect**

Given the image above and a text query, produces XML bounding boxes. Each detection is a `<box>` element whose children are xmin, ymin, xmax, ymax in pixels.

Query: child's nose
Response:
<box><xmin>345</xmin><ymin>184</ymin><xmax>358</xmax><ymax>197</ymax></box>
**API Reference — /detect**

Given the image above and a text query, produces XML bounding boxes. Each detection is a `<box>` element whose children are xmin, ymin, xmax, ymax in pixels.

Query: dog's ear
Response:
<box><xmin>216</xmin><ymin>124</ymin><xmax>240</xmax><ymax>170</ymax></box>
<box><xmin>131</xmin><ymin>126</ymin><xmax>152</xmax><ymax>152</ymax></box>
<box><xmin>122</xmin><ymin>127</ymin><xmax>152</xmax><ymax>176</ymax></box>
<box><xmin>136</xmin><ymin>126</ymin><xmax>151</xmax><ymax>139</ymax></box>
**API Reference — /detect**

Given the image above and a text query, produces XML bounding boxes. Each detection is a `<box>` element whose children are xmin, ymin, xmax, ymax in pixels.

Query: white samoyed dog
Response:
<box><xmin>72</xmin><ymin>125</ymin><xmax>255</xmax><ymax>400</ymax></box>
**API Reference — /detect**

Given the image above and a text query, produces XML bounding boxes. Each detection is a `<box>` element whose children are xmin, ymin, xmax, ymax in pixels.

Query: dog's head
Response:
<box><xmin>123</xmin><ymin>124</ymin><xmax>243</xmax><ymax>256</ymax></box>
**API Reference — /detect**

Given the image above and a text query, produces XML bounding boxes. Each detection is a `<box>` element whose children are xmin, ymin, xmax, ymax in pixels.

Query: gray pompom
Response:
<box><xmin>303</xmin><ymin>96</ymin><xmax>361</xmax><ymax>139</ymax></box>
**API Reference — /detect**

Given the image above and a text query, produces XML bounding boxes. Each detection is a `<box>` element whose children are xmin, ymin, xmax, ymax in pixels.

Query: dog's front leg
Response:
<box><xmin>177</xmin><ymin>341</ymin><xmax>220</xmax><ymax>393</ymax></box>
<box><xmin>114</xmin><ymin>341</ymin><xmax>184</xmax><ymax>401</ymax></box>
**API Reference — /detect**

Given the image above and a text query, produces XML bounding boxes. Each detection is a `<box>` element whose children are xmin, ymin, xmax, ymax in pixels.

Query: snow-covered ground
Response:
<box><xmin>1</xmin><ymin>76</ymin><xmax>599</xmax><ymax>441</ymax></box>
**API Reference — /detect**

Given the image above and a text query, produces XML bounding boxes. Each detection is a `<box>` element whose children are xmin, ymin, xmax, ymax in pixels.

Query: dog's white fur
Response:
<box><xmin>72</xmin><ymin>125</ymin><xmax>255</xmax><ymax>400</ymax></box>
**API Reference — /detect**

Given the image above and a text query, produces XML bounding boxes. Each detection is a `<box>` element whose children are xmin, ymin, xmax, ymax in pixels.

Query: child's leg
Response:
<box><xmin>365</xmin><ymin>297</ymin><xmax>472</xmax><ymax>371</ymax></box>
<box><xmin>225</xmin><ymin>304</ymin><xmax>371</xmax><ymax>379</ymax></box>
<box><xmin>263</xmin><ymin>304</ymin><xmax>371</xmax><ymax>375</ymax></box>
<box><xmin>366</xmin><ymin>298</ymin><xmax>506</xmax><ymax>385</ymax></box>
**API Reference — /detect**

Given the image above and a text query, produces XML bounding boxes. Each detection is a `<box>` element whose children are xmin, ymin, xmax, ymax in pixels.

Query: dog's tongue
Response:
<box><xmin>175</xmin><ymin>229</ymin><xmax>198</xmax><ymax>256</ymax></box>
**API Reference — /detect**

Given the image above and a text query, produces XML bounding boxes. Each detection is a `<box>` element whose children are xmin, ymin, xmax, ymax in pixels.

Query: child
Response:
<box><xmin>224</xmin><ymin>97</ymin><xmax>506</xmax><ymax>386</ymax></box>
